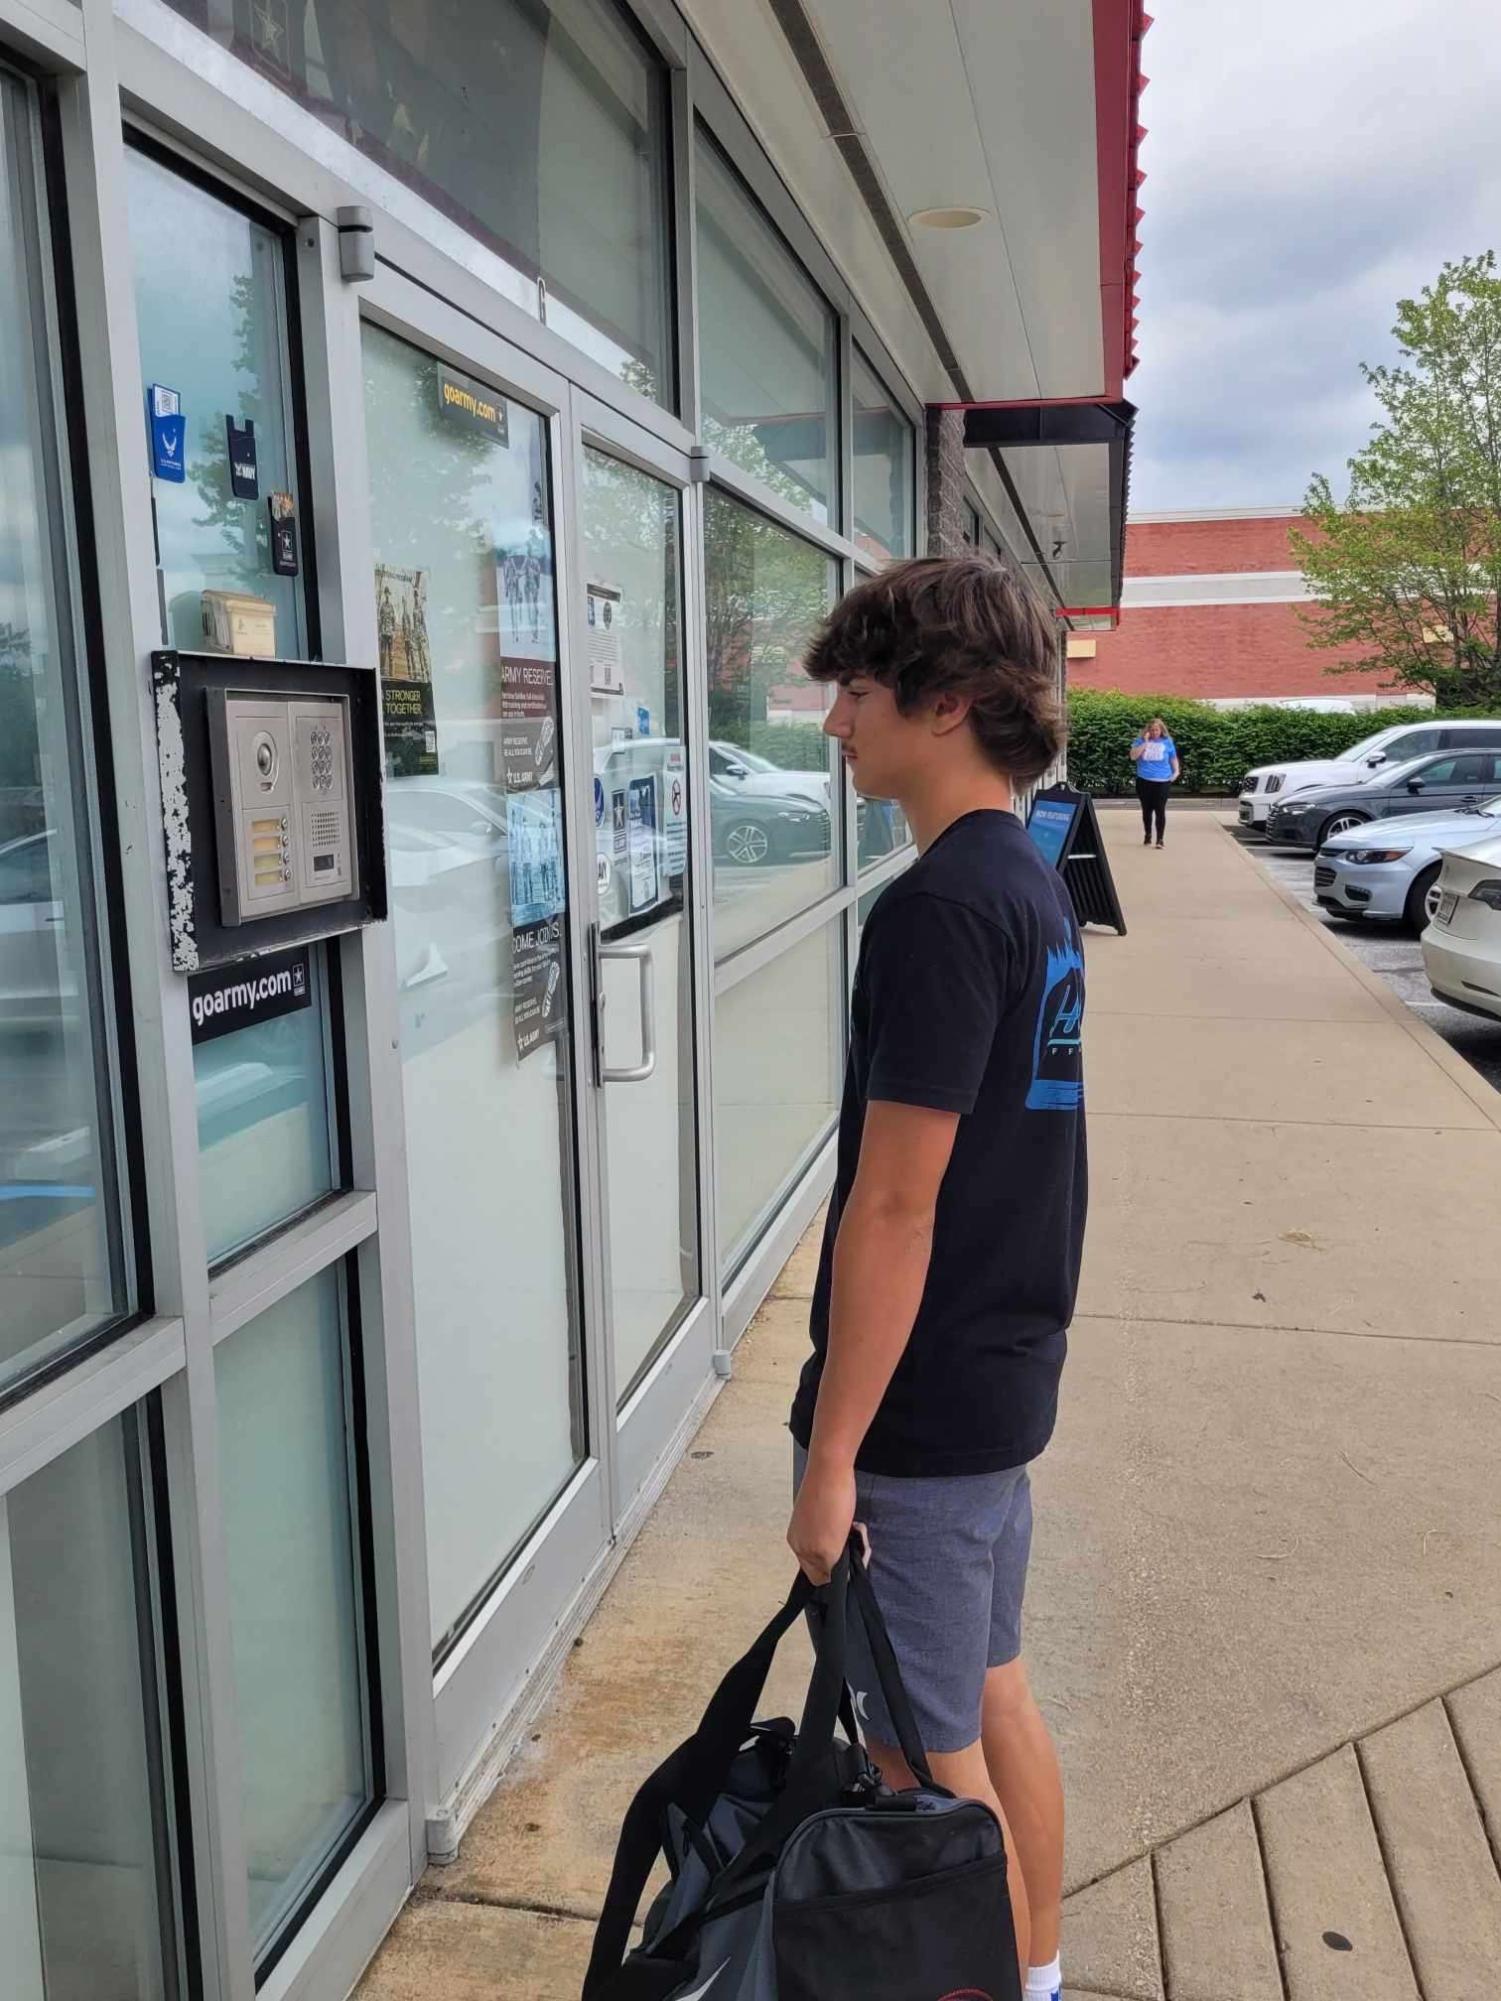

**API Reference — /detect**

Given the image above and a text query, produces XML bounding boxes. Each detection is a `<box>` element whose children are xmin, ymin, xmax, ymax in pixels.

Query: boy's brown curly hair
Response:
<box><xmin>803</xmin><ymin>554</ymin><xmax>1064</xmax><ymax>782</ymax></box>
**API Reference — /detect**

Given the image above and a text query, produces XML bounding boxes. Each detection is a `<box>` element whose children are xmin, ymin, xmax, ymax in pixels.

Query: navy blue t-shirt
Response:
<box><xmin>789</xmin><ymin>809</ymin><xmax>1087</xmax><ymax>1477</ymax></box>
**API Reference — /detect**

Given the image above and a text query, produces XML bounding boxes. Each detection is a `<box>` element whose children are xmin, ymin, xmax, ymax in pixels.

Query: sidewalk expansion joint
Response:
<box><xmin>1061</xmin><ymin>1653</ymin><xmax>1501</xmax><ymax>1904</ymax></box>
<box><xmin>1090</xmin><ymin>1109</ymin><xmax>1492</xmax><ymax>1133</ymax></box>
<box><xmin>416</xmin><ymin>1883</ymin><xmax>603</xmax><ymax>1926</ymax></box>
<box><xmin>1071</xmin><ymin>1310</ymin><xmax>1501</xmax><ymax>1352</ymax></box>
<box><xmin>1146</xmin><ymin>1845</ymin><xmax>1168</xmax><ymax>1999</ymax></box>
<box><xmin>1441</xmin><ymin>1691</ymin><xmax>1501</xmax><ymax>1886</ymax></box>
<box><xmin>1351</xmin><ymin>1735</ymin><xmax>1423</xmax><ymax>1992</ymax></box>
<box><xmin>1247</xmin><ymin>1791</ymin><xmax>1291</xmax><ymax>2001</ymax></box>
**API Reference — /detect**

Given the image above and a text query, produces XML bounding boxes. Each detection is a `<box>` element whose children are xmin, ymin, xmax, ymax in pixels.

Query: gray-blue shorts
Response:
<box><xmin>792</xmin><ymin>1442</ymin><xmax>1034</xmax><ymax>1756</ymax></box>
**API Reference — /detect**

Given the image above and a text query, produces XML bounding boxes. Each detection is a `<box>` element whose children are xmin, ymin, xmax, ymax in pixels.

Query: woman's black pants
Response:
<box><xmin>1136</xmin><ymin>778</ymin><xmax>1171</xmax><ymax>841</ymax></box>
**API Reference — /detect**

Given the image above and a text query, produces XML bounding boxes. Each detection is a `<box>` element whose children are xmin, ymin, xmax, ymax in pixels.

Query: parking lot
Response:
<box><xmin>1235</xmin><ymin>819</ymin><xmax>1501</xmax><ymax>1093</ymax></box>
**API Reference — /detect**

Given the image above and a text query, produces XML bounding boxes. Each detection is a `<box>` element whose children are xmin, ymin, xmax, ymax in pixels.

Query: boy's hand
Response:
<box><xmin>788</xmin><ymin>1456</ymin><xmax>858</xmax><ymax>1584</ymax></box>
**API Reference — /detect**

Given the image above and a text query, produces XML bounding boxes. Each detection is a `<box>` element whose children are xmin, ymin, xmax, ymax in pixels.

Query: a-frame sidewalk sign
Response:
<box><xmin>1025</xmin><ymin>783</ymin><xmax>1127</xmax><ymax>935</ymax></box>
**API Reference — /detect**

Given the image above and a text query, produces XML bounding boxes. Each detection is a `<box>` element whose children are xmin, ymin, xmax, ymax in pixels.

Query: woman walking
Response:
<box><xmin>1130</xmin><ymin>717</ymin><xmax>1179</xmax><ymax>847</ymax></box>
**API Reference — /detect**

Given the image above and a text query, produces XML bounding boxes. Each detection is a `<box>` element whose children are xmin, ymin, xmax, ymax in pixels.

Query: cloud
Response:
<box><xmin>1128</xmin><ymin>0</ymin><xmax>1501</xmax><ymax>512</ymax></box>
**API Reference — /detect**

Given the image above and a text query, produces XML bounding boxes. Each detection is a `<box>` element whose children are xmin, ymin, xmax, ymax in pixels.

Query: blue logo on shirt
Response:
<box><xmin>1026</xmin><ymin>934</ymin><xmax>1084</xmax><ymax>1111</ymax></box>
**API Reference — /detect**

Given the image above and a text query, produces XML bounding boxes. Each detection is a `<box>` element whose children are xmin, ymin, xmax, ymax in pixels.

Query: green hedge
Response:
<box><xmin>1064</xmin><ymin>689</ymin><xmax>1452</xmax><ymax>796</ymax></box>
<box><xmin>732</xmin><ymin>720</ymin><xmax>830</xmax><ymax>772</ymax></box>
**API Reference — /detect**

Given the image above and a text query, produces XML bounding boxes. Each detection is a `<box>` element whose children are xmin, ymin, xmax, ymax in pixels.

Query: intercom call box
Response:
<box><xmin>209</xmin><ymin>692</ymin><xmax>358</xmax><ymax>923</ymax></box>
<box><xmin>152</xmin><ymin>650</ymin><xmax>385</xmax><ymax>974</ymax></box>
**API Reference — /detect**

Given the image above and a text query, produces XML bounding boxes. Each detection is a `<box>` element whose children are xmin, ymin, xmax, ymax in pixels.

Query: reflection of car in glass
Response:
<box><xmin>385</xmin><ymin>779</ymin><xmax>512</xmax><ymax>1008</ymax></box>
<box><xmin>0</xmin><ymin>829</ymin><xmax>72</xmax><ymax>1031</ymax></box>
<box><xmin>710</xmin><ymin>773</ymin><xmax>831</xmax><ymax>868</ymax></box>
<box><xmin>597</xmin><ymin>739</ymin><xmax>833</xmax><ymax>871</ymax></box>
<box><xmin>708</xmin><ymin>740</ymin><xmax>831</xmax><ymax>808</ymax></box>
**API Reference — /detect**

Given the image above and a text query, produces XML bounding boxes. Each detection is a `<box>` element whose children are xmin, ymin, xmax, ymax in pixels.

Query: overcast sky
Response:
<box><xmin>1126</xmin><ymin>0</ymin><xmax>1501</xmax><ymax>515</ymax></box>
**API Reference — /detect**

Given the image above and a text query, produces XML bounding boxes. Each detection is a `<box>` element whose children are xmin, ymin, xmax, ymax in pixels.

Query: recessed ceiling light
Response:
<box><xmin>909</xmin><ymin>205</ymin><xmax>989</xmax><ymax>231</ymax></box>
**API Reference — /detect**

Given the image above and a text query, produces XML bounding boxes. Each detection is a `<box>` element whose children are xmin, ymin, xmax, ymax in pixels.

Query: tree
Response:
<box><xmin>1293</xmin><ymin>253</ymin><xmax>1501</xmax><ymax>706</ymax></box>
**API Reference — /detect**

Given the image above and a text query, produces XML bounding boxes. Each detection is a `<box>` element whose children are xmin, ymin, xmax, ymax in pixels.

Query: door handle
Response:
<box><xmin>595</xmin><ymin>938</ymin><xmax>656</xmax><ymax>1084</ymax></box>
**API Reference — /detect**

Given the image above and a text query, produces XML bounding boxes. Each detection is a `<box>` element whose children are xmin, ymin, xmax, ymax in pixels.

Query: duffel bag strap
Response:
<box><xmin>583</xmin><ymin>1569</ymin><xmax>819</xmax><ymax>1996</ymax></box>
<box><xmin>847</xmin><ymin>1541</ymin><xmax>944</xmax><ymax>1795</ymax></box>
<box><xmin>691</xmin><ymin>1558</ymin><xmax>853</xmax><ymax>1918</ymax></box>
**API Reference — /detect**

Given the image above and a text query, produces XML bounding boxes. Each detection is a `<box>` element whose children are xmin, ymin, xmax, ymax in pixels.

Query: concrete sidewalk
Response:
<box><xmin>360</xmin><ymin>809</ymin><xmax>1501</xmax><ymax>2001</ymax></box>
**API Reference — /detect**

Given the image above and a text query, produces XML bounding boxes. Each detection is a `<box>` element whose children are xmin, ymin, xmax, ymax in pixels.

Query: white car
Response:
<box><xmin>1314</xmin><ymin>798</ymin><xmax>1501</xmax><ymax>929</ymax></box>
<box><xmin>1237</xmin><ymin>718</ymin><xmax>1501</xmax><ymax>831</ymax></box>
<box><xmin>709</xmin><ymin>740</ymin><xmax>831</xmax><ymax>807</ymax></box>
<box><xmin>1421</xmin><ymin>830</ymin><xmax>1501</xmax><ymax>1023</ymax></box>
<box><xmin>0</xmin><ymin>829</ymin><xmax>75</xmax><ymax>1031</ymax></box>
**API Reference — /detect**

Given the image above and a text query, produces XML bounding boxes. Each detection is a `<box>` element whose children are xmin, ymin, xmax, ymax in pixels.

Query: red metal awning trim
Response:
<box><xmin>1093</xmin><ymin>0</ymin><xmax>1151</xmax><ymax>398</ymax></box>
<box><xmin>1055</xmin><ymin>605</ymin><xmax>1123</xmax><ymax>629</ymax></box>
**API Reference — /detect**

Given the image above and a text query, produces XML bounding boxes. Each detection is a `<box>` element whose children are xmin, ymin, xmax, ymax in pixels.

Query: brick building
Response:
<box><xmin>1072</xmin><ymin>506</ymin><xmax>1427</xmax><ymax>706</ymax></box>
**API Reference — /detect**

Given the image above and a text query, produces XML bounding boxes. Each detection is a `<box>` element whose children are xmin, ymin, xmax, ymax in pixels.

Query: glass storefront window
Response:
<box><xmin>126</xmin><ymin>146</ymin><xmax>307</xmax><ymax>658</ymax></box>
<box><xmin>127</xmin><ymin>149</ymin><xmax>344</xmax><ymax>1266</ymax></box>
<box><xmin>1</xmin><ymin>74</ymin><xmax>133</xmax><ymax>1399</ymax></box>
<box><xmin>363</xmin><ymin>323</ymin><xmax>584</xmax><ymax>1655</ymax></box>
<box><xmin>193</xmin><ymin>947</ymin><xmax>336</xmax><ymax>1265</ymax></box>
<box><xmin>704</xmin><ymin>490</ymin><xmax>836</xmax><ymax>957</ymax></box>
<box><xmin>2</xmin><ymin>1412</ymin><xmax>188</xmax><ymax>1999</ymax></box>
<box><xmin>581</xmin><ymin>448</ymin><xmax>700</xmax><ymax>1400</ymax></box>
<box><xmin>715</xmin><ymin>922</ymin><xmax>843</xmax><ymax>1274</ymax></box>
<box><xmin>215</xmin><ymin>1267</ymin><xmax>374</xmax><ymax>1962</ymax></box>
<box><xmin>156</xmin><ymin>0</ymin><xmax>675</xmax><ymax>407</ymax></box>
<box><xmin>696</xmin><ymin>134</ymin><xmax>838</xmax><ymax>526</ymax></box>
<box><xmin>858</xmin><ymin>797</ymin><xmax>911</xmax><ymax>868</ymax></box>
<box><xmin>852</xmin><ymin>350</ymin><xmax>914</xmax><ymax>564</ymax></box>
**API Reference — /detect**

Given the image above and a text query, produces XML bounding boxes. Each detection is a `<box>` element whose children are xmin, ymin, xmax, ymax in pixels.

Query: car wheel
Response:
<box><xmin>1406</xmin><ymin>863</ymin><xmax>1442</xmax><ymax>933</ymax></box>
<box><xmin>1319</xmin><ymin>811</ymin><xmax>1368</xmax><ymax>843</ymax></box>
<box><xmin>723</xmin><ymin>818</ymin><xmax>772</xmax><ymax>867</ymax></box>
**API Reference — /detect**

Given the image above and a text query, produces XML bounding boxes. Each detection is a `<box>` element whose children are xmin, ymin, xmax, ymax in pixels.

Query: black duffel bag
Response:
<box><xmin>581</xmin><ymin>1544</ymin><xmax>1020</xmax><ymax>2001</ymax></box>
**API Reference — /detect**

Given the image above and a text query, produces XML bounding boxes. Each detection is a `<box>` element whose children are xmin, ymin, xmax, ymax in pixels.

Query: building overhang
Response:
<box><xmin>685</xmin><ymin>0</ymin><xmax>1149</xmax><ymax>608</ymax></box>
<box><xmin>957</xmin><ymin>398</ymin><xmax>1136</xmax><ymax>616</ymax></box>
<box><xmin>775</xmin><ymin>0</ymin><xmax>1150</xmax><ymax>408</ymax></box>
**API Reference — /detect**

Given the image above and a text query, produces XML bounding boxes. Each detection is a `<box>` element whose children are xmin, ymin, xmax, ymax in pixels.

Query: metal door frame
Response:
<box><xmin>347</xmin><ymin>261</ymin><xmax>617</xmax><ymax>1811</ymax></box>
<box><xmin>563</xmin><ymin>388</ymin><xmax>721</xmax><ymax>1525</ymax></box>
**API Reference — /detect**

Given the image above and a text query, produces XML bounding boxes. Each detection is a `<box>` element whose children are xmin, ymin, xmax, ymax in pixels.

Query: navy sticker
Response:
<box><xmin>149</xmin><ymin>385</ymin><xmax>186</xmax><ymax>483</ymax></box>
<box><xmin>226</xmin><ymin>415</ymin><xmax>259</xmax><ymax>499</ymax></box>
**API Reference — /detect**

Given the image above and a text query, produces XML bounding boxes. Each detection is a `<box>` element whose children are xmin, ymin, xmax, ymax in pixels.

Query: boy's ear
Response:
<box><xmin>929</xmin><ymin>690</ymin><xmax>974</xmax><ymax>738</ymax></box>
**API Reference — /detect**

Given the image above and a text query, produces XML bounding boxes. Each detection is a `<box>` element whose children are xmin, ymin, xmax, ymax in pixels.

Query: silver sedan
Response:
<box><xmin>1315</xmin><ymin>798</ymin><xmax>1501</xmax><ymax>930</ymax></box>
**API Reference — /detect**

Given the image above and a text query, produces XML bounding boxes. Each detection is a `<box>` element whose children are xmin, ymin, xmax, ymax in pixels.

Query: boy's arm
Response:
<box><xmin>787</xmin><ymin>1098</ymin><xmax>959</xmax><ymax>1582</ymax></box>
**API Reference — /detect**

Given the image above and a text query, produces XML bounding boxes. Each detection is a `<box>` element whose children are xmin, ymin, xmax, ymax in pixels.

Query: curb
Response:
<box><xmin>1216</xmin><ymin>815</ymin><xmax>1501</xmax><ymax>1136</ymax></box>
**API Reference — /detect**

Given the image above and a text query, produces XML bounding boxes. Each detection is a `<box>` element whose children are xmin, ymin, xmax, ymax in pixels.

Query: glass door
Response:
<box><xmin>357</xmin><ymin>272</ymin><xmax>608</xmax><ymax>1801</ymax></box>
<box><xmin>354</xmin><ymin>274</ymin><xmax>710</xmax><ymax>1798</ymax></box>
<box><xmin>570</xmin><ymin>399</ymin><xmax>708</xmax><ymax>1510</ymax></box>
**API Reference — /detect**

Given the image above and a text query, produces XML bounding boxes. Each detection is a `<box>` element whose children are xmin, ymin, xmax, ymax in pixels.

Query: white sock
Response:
<box><xmin>1025</xmin><ymin>1955</ymin><xmax>1061</xmax><ymax>1998</ymax></box>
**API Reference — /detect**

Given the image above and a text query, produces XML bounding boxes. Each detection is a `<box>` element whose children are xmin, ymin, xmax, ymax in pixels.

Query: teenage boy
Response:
<box><xmin>787</xmin><ymin>555</ymin><xmax>1087</xmax><ymax>2001</ymax></box>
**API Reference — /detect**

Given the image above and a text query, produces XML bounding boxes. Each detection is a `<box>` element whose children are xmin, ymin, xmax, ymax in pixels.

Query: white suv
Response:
<box><xmin>1239</xmin><ymin>719</ymin><xmax>1501</xmax><ymax>830</ymax></box>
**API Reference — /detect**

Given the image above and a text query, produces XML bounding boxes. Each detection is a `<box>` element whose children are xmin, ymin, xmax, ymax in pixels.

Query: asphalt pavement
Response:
<box><xmin>1236</xmin><ymin>822</ymin><xmax>1501</xmax><ymax>1094</ymax></box>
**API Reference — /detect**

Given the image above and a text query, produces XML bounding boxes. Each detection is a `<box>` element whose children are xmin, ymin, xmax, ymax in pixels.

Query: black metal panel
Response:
<box><xmin>958</xmin><ymin>401</ymin><xmax>1137</xmax><ymax>606</ymax></box>
<box><xmin>961</xmin><ymin>400</ymin><xmax>1134</xmax><ymax>451</ymax></box>
<box><xmin>151</xmin><ymin>649</ymin><xmax>387</xmax><ymax>973</ymax></box>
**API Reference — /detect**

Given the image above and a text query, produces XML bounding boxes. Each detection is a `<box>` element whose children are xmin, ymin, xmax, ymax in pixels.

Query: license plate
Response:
<box><xmin>1238</xmin><ymin>802</ymin><xmax>1252</xmax><ymax>821</ymax></box>
<box><xmin>1438</xmin><ymin>891</ymin><xmax>1459</xmax><ymax>925</ymax></box>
